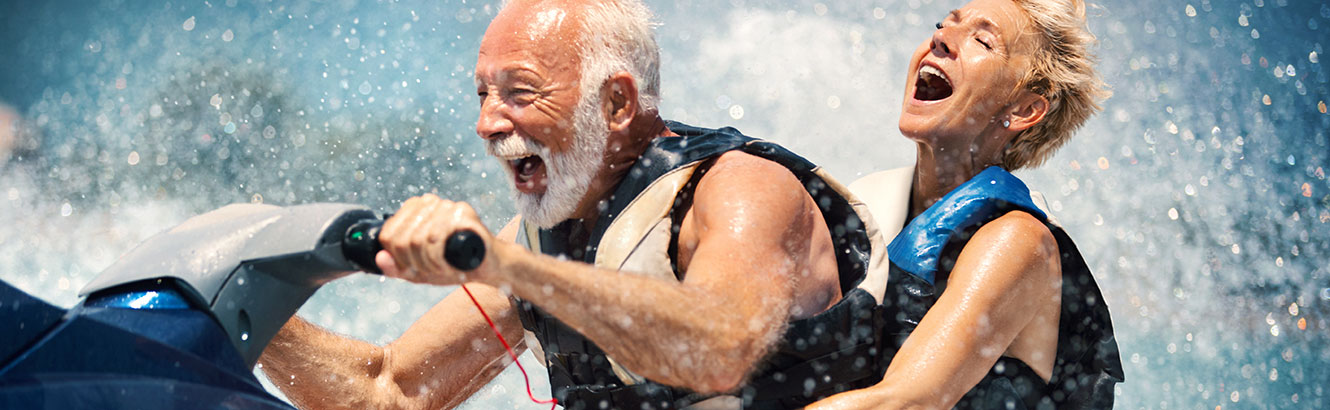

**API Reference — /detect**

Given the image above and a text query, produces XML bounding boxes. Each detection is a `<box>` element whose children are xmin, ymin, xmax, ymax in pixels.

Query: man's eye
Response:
<box><xmin>935</xmin><ymin>22</ymin><xmax>943</xmax><ymax>29</ymax></box>
<box><xmin>977</xmin><ymin>38</ymin><xmax>993</xmax><ymax>50</ymax></box>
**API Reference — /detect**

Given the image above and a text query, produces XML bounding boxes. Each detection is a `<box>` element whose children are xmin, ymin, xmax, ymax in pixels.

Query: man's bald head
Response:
<box><xmin>486</xmin><ymin>0</ymin><xmax>660</xmax><ymax>114</ymax></box>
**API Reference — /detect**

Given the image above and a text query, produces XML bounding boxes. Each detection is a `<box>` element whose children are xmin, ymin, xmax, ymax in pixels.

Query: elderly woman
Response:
<box><xmin>809</xmin><ymin>0</ymin><xmax>1123</xmax><ymax>408</ymax></box>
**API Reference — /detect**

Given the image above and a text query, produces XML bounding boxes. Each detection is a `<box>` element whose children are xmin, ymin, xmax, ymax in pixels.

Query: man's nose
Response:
<box><xmin>475</xmin><ymin>96</ymin><xmax>512</xmax><ymax>141</ymax></box>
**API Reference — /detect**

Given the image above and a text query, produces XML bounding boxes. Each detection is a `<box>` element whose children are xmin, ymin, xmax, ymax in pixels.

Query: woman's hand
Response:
<box><xmin>375</xmin><ymin>194</ymin><xmax>497</xmax><ymax>286</ymax></box>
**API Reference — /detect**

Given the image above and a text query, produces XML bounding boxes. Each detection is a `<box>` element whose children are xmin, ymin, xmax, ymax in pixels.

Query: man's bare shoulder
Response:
<box><xmin>690</xmin><ymin>150</ymin><xmax>809</xmax><ymax>226</ymax></box>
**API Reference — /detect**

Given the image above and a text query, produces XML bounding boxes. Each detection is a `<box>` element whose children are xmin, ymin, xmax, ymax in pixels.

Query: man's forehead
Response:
<box><xmin>476</xmin><ymin>0</ymin><xmax>584</xmax><ymax>84</ymax></box>
<box><xmin>490</xmin><ymin>0</ymin><xmax>582</xmax><ymax>41</ymax></box>
<box><xmin>528</xmin><ymin>7</ymin><xmax>568</xmax><ymax>40</ymax></box>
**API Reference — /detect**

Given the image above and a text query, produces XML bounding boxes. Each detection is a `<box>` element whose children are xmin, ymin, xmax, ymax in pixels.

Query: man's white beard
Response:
<box><xmin>488</xmin><ymin>92</ymin><xmax>607</xmax><ymax>228</ymax></box>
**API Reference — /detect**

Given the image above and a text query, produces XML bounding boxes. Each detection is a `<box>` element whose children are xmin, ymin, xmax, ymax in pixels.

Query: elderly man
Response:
<box><xmin>260</xmin><ymin>1</ymin><xmax>891</xmax><ymax>409</ymax></box>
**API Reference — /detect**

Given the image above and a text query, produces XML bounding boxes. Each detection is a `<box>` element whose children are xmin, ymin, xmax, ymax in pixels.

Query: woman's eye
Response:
<box><xmin>935</xmin><ymin>22</ymin><xmax>943</xmax><ymax>29</ymax></box>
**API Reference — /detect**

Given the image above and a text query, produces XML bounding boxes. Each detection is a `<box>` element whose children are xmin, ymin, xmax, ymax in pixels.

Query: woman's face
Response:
<box><xmin>899</xmin><ymin>0</ymin><xmax>1037</xmax><ymax>148</ymax></box>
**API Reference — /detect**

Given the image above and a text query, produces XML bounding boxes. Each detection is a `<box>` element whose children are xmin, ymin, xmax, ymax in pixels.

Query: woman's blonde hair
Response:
<box><xmin>1004</xmin><ymin>0</ymin><xmax>1109</xmax><ymax>170</ymax></box>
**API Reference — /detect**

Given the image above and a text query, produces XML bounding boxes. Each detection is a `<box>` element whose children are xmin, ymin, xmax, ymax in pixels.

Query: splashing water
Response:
<box><xmin>1</xmin><ymin>0</ymin><xmax>1327</xmax><ymax>408</ymax></box>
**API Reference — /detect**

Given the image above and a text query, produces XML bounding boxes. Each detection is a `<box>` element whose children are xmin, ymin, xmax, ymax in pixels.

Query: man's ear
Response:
<box><xmin>1006</xmin><ymin>91</ymin><xmax>1048</xmax><ymax>132</ymax></box>
<box><xmin>601</xmin><ymin>71</ymin><xmax>639</xmax><ymax>133</ymax></box>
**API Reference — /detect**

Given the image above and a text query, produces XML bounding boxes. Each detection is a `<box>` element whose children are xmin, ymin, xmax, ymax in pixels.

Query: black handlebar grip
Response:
<box><xmin>344</xmin><ymin>219</ymin><xmax>485</xmax><ymax>273</ymax></box>
<box><xmin>344</xmin><ymin>219</ymin><xmax>386</xmax><ymax>274</ymax></box>
<box><xmin>444</xmin><ymin>230</ymin><xmax>486</xmax><ymax>271</ymax></box>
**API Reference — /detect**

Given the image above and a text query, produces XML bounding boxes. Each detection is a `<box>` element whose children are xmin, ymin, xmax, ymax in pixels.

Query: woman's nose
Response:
<box><xmin>930</xmin><ymin>28</ymin><xmax>954</xmax><ymax>57</ymax></box>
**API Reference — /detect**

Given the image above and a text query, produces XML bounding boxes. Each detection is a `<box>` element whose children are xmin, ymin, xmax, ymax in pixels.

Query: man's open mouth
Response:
<box><xmin>914</xmin><ymin>64</ymin><xmax>953</xmax><ymax>101</ymax></box>
<box><xmin>510</xmin><ymin>155</ymin><xmax>546</xmax><ymax>185</ymax></box>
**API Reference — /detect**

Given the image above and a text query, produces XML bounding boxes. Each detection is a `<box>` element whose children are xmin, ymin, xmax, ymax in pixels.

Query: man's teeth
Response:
<box><xmin>919</xmin><ymin>65</ymin><xmax>950</xmax><ymax>86</ymax></box>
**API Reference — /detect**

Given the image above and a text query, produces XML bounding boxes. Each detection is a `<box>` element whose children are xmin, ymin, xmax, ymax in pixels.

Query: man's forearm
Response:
<box><xmin>259</xmin><ymin>291</ymin><xmax>521</xmax><ymax>410</ymax></box>
<box><xmin>260</xmin><ymin>316</ymin><xmax>394</xmax><ymax>410</ymax></box>
<box><xmin>489</xmin><ymin>242</ymin><xmax>792</xmax><ymax>394</ymax></box>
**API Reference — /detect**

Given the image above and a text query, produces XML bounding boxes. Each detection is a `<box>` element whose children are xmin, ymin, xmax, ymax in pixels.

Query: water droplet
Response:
<box><xmin>1287</xmin><ymin>155</ymin><xmax>1295</xmax><ymax>165</ymax></box>
<box><xmin>358</xmin><ymin>81</ymin><xmax>373</xmax><ymax>95</ymax></box>
<box><xmin>1289</xmin><ymin>302</ymin><xmax>1299</xmax><ymax>316</ymax></box>
<box><xmin>1185</xmin><ymin>4</ymin><xmax>1196</xmax><ymax>17</ymax></box>
<box><xmin>728</xmin><ymin>104</ymin><xmax>744</xmax><ymax>120</ymax></box>
<box><xmin>1311</xmin><ymin>51</ymin><xmax>1320</xmax><ymax>64</ymax></box>
<box><xmin>182</xmin><ymin>16</ymin><xmax>196</xmax><ymax>31</ymax></box>
<box><xmin>1168</xmin><ymin>208</ymin><xmax>1179</xmax><ymax>220</ymax></box>
<box><xmin>251</xmin><ymin>193</ymin><xmax>263</xmax><ymax>204</ymax></box>
<box><xmin>241</xmin><ymin>332</ymin><xmax>249</xmax><ymax>341</ymax></box>
<box><xmin>127</xmin><ymin>151</ymin><xmax>140</xmax><ymax>166</ymax></box>
<box><xmin>222</xmin><ymin>29</ymin><xmax>234</xmax><ymax>42</ymax></box>
<box><xmin>60</xmin><ymin>202</ymin><xmax>72</xmax><ymax>217</ymax></box>
<box><xmin>224</xmin><ymin>122</ymin><xmax>237</xmax><ymax>134</ymax></box>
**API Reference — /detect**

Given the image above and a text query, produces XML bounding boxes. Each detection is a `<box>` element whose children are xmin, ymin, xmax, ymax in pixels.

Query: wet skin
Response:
<box><xmin>259</xmin><ymin>0</ymin><xmax>842</xmax><ymax>406</ymax></box>
<box><xmin>810</xmin><ymin>0</ymin><xmax>1065</xmax><ymax>408</ymax></box>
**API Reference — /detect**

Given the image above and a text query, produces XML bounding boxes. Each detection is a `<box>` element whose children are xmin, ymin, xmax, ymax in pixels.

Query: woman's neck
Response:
<box><xmin>910</xmin><ymin>142</ymin><xmax>986</xmax><ymax>220</ymax></box>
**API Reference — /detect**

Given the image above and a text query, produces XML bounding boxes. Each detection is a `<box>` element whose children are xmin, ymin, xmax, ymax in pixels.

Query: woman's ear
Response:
<box><xmin>1006</xmin><ymin>91</ymin><xmax>1048</xmax><ymax>132</ymax></box>
<box><xmin>601</xmin><ymin>71</ymin><xmax>639</xmax><ymax>133</ymax></box>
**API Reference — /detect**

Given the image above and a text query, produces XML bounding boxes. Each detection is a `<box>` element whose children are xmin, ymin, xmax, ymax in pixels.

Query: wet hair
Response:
<box><xmin>1004</xmin><ymin>0</ymin><xmax>1109</xmax><ymax>170</ymax></box>
<box><xmin>573</xmin><ymin>0</ymin><xmax>662</xmax><ymax>115</ymax></box>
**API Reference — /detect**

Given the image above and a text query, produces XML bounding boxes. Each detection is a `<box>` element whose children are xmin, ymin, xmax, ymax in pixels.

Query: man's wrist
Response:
<box><xmin>472</xmin><ymin>239</ymin><xmax>521</xmax><ymax>289</ymax></box>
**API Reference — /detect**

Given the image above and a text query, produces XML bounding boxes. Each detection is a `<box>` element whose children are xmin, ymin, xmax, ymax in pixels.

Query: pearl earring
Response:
<box><xmin>1002</xmin><ymin>120</ymin><xmax>1010</xmax><ymax>128</ymax></box>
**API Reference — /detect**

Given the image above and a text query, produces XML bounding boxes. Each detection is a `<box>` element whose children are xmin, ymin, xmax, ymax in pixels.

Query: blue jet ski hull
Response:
<box><xmin>0</xmin><ymin>279</ymin><xmax>294</xmax><ymax>410</ymax></box>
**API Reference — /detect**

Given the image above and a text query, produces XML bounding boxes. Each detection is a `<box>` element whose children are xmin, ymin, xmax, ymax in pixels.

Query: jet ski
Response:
<box><xmin>0</xmin><ymin>202</ymin><xmax>483</xmax><ymax>409</ymax></box>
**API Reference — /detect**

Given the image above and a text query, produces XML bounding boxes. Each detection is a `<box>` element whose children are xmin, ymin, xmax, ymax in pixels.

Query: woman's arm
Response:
<box><xmin>808</xmin><ymin>211</ymin><xmax>1062</xmax><ymax>410</ymax></box>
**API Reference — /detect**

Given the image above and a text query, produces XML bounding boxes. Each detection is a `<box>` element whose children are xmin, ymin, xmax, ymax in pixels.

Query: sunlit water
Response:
<box><xmin>1</xmin><ymin>0</ymin><xmax>1326</xmax><ymax>408</ymax></box>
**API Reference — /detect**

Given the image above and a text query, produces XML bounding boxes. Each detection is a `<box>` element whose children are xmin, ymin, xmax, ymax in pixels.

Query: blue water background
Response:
<box><xmin>1</xmin><ymin>0</ymin><xmax>1327</xmax><ymax>408</ymax></box>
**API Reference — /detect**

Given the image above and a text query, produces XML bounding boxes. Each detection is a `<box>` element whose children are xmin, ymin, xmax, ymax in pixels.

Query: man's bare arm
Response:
<box><xmin>482</xmin><ymin>152</ymin><xmax>830</xmax><ymax>393</ymax></box>
<box><xmin>258</xmin><ymin>220</ymin><xmax>527</xmax><ymax>410</ymax></box>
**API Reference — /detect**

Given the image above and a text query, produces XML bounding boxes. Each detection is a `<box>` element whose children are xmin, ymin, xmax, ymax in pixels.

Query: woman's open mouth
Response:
<box><xmin>914</xmin><ymin>64</ymin><xmax>953</xmax><ymax>101</ymax></box>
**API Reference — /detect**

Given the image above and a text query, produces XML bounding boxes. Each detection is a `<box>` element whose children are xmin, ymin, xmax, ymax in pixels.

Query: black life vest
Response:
<box><xmin>514</xmin><ymin>122</ymin><xmax>891</xmax><ymax>409</ymax></box>
<box><xmin>877</xmin><ymin>166</ymin><xmax>1125</xmax><ymax>409</ymax></box>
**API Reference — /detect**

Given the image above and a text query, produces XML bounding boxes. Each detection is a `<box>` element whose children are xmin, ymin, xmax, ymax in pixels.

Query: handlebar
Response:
<box><xmin>342</xmin><ymin>219</ymin><xmax>486</xmax><ymax>274</ymax></box>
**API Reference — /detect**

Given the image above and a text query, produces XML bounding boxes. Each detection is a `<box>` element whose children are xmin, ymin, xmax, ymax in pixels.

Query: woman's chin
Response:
<box><xmin>897</xmin><ymin>114</ymin><xmax>937</xmax><ymax>141</ymax></box>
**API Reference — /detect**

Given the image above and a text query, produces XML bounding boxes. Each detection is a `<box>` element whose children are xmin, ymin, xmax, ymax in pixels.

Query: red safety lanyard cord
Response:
<box><xmin>460</xmin><ymin>284</ymin><xmax>558</xmax><ymax>410</ymax></box>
